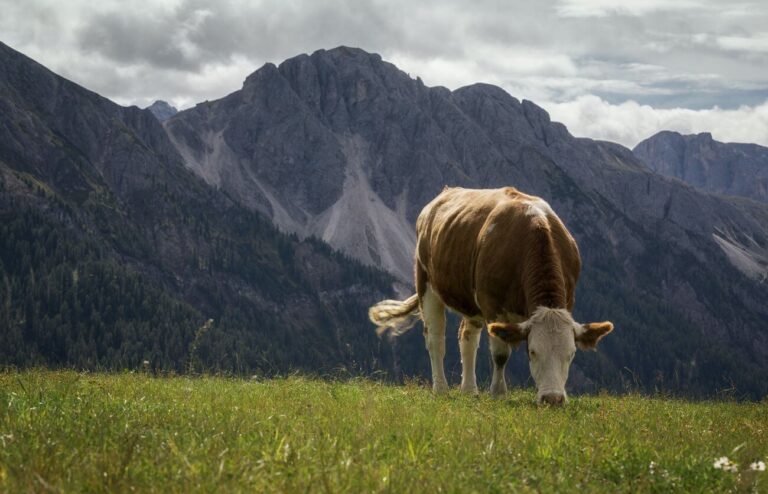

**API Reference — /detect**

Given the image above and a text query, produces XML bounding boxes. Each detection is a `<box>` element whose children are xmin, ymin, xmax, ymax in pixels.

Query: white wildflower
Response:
<box><xmin>713</xmin><ymin>456</ymin><xmax>738</xmax><ymax>472</ymax></box>
<box><xmin>750</xmin><ymin>461</ymin><xmax>766</xmax><ymax>472</ymax></box>
<box><xmin>650</xmin><ymin>461</ymin><xmax>672</xmax><ymax>480</ymax></box>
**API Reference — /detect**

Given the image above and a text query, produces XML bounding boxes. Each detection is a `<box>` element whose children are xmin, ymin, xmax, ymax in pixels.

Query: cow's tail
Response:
<box><xmin>369</xmin><ymin>294</ymin><xmax>420</xmax><ymax>337</ymax></box>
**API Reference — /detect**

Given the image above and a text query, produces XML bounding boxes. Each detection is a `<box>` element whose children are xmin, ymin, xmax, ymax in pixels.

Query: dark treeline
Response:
<box><xmin>0</xmin><ymin>206</ymin><xmax>394</xmax><ymax>377</ymax></box>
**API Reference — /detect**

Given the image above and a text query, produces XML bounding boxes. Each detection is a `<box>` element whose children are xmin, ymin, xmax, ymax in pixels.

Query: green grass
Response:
<box><xmin>0</xmin><ymin>370</ymin><xmax>766</xmax><ymax>493</ymax></box>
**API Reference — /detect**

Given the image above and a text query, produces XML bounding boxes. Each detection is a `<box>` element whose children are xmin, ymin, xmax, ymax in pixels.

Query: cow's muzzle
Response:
<box><xmin>539</xmin><ymin>392</ymin><xmax>566</xmax><ymax>406</ymax></box>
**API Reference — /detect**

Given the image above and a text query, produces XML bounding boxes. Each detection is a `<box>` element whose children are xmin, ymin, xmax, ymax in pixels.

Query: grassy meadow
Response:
<box><xmin>0</xmin><ymin>370</ymin><xmax>766</xmax><ymax>493</ymax></box>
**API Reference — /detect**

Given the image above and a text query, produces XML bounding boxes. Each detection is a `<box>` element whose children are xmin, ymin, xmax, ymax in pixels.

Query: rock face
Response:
<box><xmin>0</xmin><ymin>41</ymin><xmax>394</xmax><ymax>375</ymax></box>
<box><xmin>166</xmin><ymin>46</ymin><xmax>768</xmax><ymax>397</ymax></box>
<box><xmin>634</xmin><ymin>131</ymin><xmax>768</xmax><ymax>203</ymax></box>
<box><xmin>146</xmin><ymin>100</ymin><xmax>178</xmax><ymax>121</ymax></box>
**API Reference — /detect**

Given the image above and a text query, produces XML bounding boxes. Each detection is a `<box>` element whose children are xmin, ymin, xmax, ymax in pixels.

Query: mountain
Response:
<box><xmin>2</xmin><ymin>41</ymin><xmax>768</xmax><ymax>398</ymax></box>
<box><xmin>634</xmin><ymin>131</ymin><xmax>768</xmax><ymax>204</ymax></box>
<box><xmin>0</xmin><ymin>41</ymin><xmax>395</xmax><ymax>375</ymax></box>
<box><xmin>165</xmin><ymin>46</ymin><xmax>768</xmax><ymax>398</ymax></box>
<box><xmin>146</xmin><ymin>100</ymin><xmax>178</xmax><ymax>121</ymax></box>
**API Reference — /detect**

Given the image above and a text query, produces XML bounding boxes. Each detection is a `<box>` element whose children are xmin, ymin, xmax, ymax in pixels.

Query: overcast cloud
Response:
<box><xmin>1</xmin><ymin>0</ymin><xmax>766</xmax><ymax>147</ymax></box>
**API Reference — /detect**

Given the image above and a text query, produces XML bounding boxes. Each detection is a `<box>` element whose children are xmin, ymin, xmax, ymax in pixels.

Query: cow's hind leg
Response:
<box><xmin>459</xmin><ymin>318</ymin><xmax>482</xmax><ymax>395</ymax></box>
<box><xmin>489</xmin><ymin>333</ymin><xmax>511</xmax><ymax>397</ymax></box>
<box><xmin>421</xmin><ymin>283</ymin><xmax>448</xmax><ymax>394</ymax></box>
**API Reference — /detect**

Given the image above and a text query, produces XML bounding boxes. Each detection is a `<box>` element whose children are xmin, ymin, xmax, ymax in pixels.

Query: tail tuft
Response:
<box><xmin>369</xmin><ymin>294</ymin><xmax>420</xmax><ymax>337</ymax></box>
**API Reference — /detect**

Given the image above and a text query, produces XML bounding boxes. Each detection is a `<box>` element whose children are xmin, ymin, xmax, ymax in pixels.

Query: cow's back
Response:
<box><xmin>416</xmin><ymin>187</ymin><xmax>580</xmax><ymax>320</ymax></box>
<box><xmin>416</xmin><ymin>188</ymin><xmax>499</xmax><ymax>315</ymax></box>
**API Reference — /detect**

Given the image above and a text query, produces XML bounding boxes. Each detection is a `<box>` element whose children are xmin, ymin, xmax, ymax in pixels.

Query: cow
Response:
<box><xmin>369</xmin><ymin>186</ymin><xmax>613</xmax><ymax>405</ymax></box>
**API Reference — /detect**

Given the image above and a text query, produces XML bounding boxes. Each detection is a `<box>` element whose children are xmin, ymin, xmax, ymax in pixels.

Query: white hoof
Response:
<box><xmin>432</xmin><ymin>380</ymin><xmax>449</xmax><ymax>394</ymax></box>
<box><xmin>490</xmin><ymin>382</ymin><xmax>508</xmax><ymax>398</ymax></box>
<box><xmin>460</xmin><ymin>383</ymin><xmax>479</xmax><ymax>395</ymax></box>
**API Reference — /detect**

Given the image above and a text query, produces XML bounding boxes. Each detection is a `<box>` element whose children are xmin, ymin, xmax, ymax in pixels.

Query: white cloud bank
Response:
<box><xmin>542</xmin><ymin>95</ymin><xmax>768</xmax><ymax>148</ymax></box>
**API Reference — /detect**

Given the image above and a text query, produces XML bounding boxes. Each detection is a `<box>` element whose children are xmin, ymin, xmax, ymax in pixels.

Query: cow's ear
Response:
<box><xmin>488</xmin><ymin>322</ymin><xmax>529</xmax><ymax>348</ymax></box>
<box><xmin>575</xmin><ymin>321</ymin><xmax>614</xmax><ymax>350</ymax></box>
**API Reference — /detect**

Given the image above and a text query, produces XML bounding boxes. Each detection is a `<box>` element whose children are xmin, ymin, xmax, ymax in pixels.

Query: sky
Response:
<box><xmin>1</xmin><ymin>0</ymin><xmax>767</xmax><ymax>148</ymax></box>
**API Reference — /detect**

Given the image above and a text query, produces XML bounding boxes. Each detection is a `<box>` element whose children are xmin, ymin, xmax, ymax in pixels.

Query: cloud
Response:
<box><xmin>77</xmin><ymin>8</ymin><xmax>216</xmax><ymax>71</ymax></box>
<box><xmin>543</xmin><ymin>95</ymin><xmax>768</xmax><ymax>147</ymax></box>
<box><xmin>554</xmin><ymin>0</ymin><xmax>707</xmax><ymax>18</ymax></box>
<box><xmin>390</xmin><ymin>48</ymin><xmax>579</xmax><ymax>96</ymax></box>
<box><xmin>716</xmin><ymin>34</ymin><xmax>768</xmax><ymax>53</ymax></box>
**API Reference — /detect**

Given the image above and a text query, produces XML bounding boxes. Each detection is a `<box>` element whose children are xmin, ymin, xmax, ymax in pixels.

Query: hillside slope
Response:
<box><xmin>0</xmin><ymin>41</ymin><xmax>394</xmax><ymax>375</ymax></box>
<box><xmin>165</xmin><ymin>47</ymin><xmax>768</xmax><ymax>398</ymax></box>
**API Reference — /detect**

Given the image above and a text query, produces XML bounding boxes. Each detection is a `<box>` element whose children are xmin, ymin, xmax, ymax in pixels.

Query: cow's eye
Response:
<box><xmin>529</xmin><ymin>350</ymin><xmax>536</xmax><ymax>359</ymax></box>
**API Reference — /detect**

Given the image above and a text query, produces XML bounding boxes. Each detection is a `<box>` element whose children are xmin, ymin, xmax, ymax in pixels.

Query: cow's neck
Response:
<box><xmin>525</xmin><ymin>282</ymin><xmax>567</xmax><ymax>314</ymax></box>
<box><xmin>523</xmin><ymin>225</ymin><xmax>567</xmax><ymax>315</ymax></box>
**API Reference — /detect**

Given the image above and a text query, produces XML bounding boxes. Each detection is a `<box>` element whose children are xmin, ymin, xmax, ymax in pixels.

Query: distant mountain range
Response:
<box><xmin>1</xmin><ymin>42</ymin><xmax>767</xmax><ymax>397</ymax></box>
<box><xmin>634</xmin><ymin>130</ymin><xmax>768</xmax><ymax>204</ymax></box>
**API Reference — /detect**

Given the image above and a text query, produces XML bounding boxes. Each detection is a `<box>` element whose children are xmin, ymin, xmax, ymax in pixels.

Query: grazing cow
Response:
<box><xmin>369</xmin><ymin>187</ymin><xmax>613</xmax><ymax>405</ymax></box>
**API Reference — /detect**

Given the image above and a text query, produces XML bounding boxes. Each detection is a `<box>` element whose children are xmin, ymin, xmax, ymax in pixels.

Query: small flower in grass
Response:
<box><xmin>649</xmin><ymin>461</ymin><xmax>672</xmax><ymax>480</ymax></box>
<box><xmin>713</xmin><ymin>456</ymin><xmax>738</xmax><ymax>472</ymax></box>
<box><xmin>750</xmin><ymin>461</ymin><xmax>766</xmax><ymax>472</ymax></box>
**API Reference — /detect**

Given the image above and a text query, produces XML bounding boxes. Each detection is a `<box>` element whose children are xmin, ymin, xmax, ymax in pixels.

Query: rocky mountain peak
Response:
<box><xmin>243</xmin><ymin>62</ymin><xmax>279</xmax><ymax>86</ymax></box>
<box><xmin>146</xmin><ymin>100</ymin><xmax>178</xmax><ymax>121</ymax></box>
<box><xmin>455</xmin><ymin>82</ymin><xmax>520</xmax><ymax>102</ymax></box>
<box><xmin>311</xmin><ymin>45</ymin><xmax>384</xmax><ymax>63</ymax></box>
<box><xmin>634</xmin><ymin>130</ymin><xmax>768</xmax><ymax>203</ymax></box>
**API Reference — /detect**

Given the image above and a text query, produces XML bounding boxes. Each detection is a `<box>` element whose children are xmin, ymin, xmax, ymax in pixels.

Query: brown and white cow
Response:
<box><xmin>369</xmin><ymin>187</ymin><xmax>613</xmax><ymax>405</ymax></box>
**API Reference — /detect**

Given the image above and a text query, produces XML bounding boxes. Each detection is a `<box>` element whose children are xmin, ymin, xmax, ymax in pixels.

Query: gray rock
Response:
<box><xmin>634</xmin><ymin>130</ymin><xmax>768</xmax><ymax>203</ymax></box>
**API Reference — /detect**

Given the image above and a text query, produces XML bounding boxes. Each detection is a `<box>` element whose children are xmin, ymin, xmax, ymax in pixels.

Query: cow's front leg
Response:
<box><xmin>489</xmin><ymin>333</ymin><xmax>511</xmax><ymax>397</ymax></box>
<box><xmin>421</xmin><ymin>284</ymin><xmax>448</xmax><ymax>394</ymax></box>
<box><xmin>459</xmin><ymin>318</ymin><xmax>482</xmax><ymax>395</ymax></box>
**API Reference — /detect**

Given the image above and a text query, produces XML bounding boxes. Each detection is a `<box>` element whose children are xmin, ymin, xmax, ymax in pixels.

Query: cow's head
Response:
<box><xmin>488</xmin><ymin>307</ymin><xmax>613</xmax><ymax>406</ymax></box>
